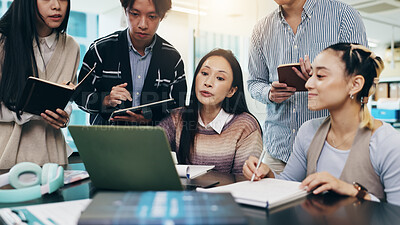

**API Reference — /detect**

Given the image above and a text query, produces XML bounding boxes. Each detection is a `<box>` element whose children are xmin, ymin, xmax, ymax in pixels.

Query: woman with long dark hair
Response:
<box><xmin>243</xmin><ymin>43</ymin><xmax>400</xmax><ymax>206</ymax></box>
<box><xmin>159</xmin><ymin>49</ymin><xmax>262</xmax><ymax>173</ymax></box>
<box><xmin>0</xmin><ymin>0</ymin><xmax>80</xmax><ymax>169</ymax></box>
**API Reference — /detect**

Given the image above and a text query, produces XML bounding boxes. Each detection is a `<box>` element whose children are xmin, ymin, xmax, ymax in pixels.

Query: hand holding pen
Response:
<box><xmin>251</xmin><ymin>150</ymin><xmax>267</xmax><ymax>181</ymax></box>
<box><xmin>242</xmin><ymin>154</ymin><xmax>274</xmax><ymax>181</ymax></box>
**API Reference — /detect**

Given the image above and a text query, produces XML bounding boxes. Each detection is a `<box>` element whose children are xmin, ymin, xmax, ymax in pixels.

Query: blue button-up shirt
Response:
<box><xmin>248</xmin><ymin>0</ymin><xmax>368</xmax><ymax>162</ymax></box>
<box><xmin>127</xmin><ymin>31</ymin><xmax>156</xmax><ymax>107</ymax></box>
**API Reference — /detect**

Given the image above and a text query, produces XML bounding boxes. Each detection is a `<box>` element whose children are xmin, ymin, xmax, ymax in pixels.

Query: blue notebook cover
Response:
<box><xmin>78</xmin><ymin>191</ymin><xmax>247</xmax><ymax>225</ymax></box>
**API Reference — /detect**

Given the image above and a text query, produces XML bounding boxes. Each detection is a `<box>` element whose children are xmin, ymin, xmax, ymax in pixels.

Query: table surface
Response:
<box><xmin>1</xmin><ymin>163</ymin><xmax>400</xmax><ymax>225</ymax></box>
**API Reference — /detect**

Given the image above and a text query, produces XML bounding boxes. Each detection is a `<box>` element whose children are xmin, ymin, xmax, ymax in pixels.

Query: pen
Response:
<box><xmin>251</xmin><ymin>150</ymin><xmax>267</xmax><ymax>182</ymax></box>
<box><xmin>186</xmin><ymin>166</ymin><xmax>190</xmax><ymax>179</ymax></box>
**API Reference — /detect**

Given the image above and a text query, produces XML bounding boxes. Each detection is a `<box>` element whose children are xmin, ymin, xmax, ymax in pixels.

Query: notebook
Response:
<box><xmin>175</xmin><ymin>165</ymin><xmax>215</xmax><ymax>179</ymax></box>
<box><xmin>16</xmin><ymin>66</ymin><xmax>95</xmax><ymax>115</ymax></box>
<box><xmin>110</xmin><ymin>98</ymin><xmax>175</xmax><ymax>118</ymax></box>
<box><xmin>78</xmin><ymin>191</ymin><xmax>247</xmax><ymax>225</ymax></box>
<box><xmin>277</xmin><ymin>63</ymin><xmax>307</xmax><ymax>91</ymax></box>
<box><xmin>197</xmin><ymin>178</ymin><xmax>308</xmax><ymax>209</ymax></box>
<box><xmin>68</xmin><ymin>125</ymin><xmax>183</xmax><ymax>191</ymax></box>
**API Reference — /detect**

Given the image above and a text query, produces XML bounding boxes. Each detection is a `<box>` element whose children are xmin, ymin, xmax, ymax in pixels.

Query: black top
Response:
<box><xmin>75</xmin><ymin>29</ymin><xmax>187</xmax><ymax>125</ymax></box>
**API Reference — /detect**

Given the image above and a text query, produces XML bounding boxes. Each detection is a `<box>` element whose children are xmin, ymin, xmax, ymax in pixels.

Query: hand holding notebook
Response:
<box><xmin>277</xmin><ymin>63</ymin><xmax>307</xmax><ymax>91</ymax></box>
<box><xmin>17</xmin><ymin>66</ymin><xmax>96</xmax><ymax>115</ymax></box>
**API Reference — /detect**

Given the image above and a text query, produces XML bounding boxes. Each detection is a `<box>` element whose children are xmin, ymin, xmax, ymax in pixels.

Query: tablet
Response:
<box><xmin>277</xmin><ymin>63</ymin><xmax>307</xmax><ymax>91</ymax></box>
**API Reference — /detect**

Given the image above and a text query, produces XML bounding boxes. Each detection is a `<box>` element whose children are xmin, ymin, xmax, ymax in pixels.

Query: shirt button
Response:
<box><xmin>293</xmin><ymin>108</ymin><xmax>296</xmax><ymax>113</ymax></box>
<box><xmin>292</xmin><ymin>129</ymin><xmax>296</xmax><ymax>133</ymax></box>
<box><xmin>136</xmin><ymin>92</ymin><xmax>140</xmax><ymax>96</ymax></box>
<box><xmin>138</xmin><ymin>75</ymin><xmax>141</xmax><ymax>79</ymax></box>
<box><xmin>294</xmin><ymin>45</ymin><xmax>298</xmax><ymax>49</ymax></box>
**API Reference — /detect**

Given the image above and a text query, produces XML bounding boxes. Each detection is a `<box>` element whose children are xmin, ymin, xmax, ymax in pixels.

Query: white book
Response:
<box><xmin>175</xmin><ymin>165</ymin><xmax>215</xmax><ymax>179</ymax></box>
<box><xmin>197</xmin><ymin>178</ymin><xmax>308</xmax><ymax>209</ymax></box>
<box><xmin>0</xmin><ymin>199</ymin><xmax>92</xmax><ymax>225</ymax></box>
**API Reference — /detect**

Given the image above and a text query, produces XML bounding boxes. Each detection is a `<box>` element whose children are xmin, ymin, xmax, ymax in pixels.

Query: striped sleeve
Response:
<box><xmin>248</xmin><ymin>17</ymin><xmax>271</xmax><ymax>105</ymax></box>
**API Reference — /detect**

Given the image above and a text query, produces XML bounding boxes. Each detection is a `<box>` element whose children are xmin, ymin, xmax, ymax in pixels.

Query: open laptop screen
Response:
<box><xmin>68</xmin><ymin>125</ymin><xmax>183</xmax><ymax>191</ymax></box>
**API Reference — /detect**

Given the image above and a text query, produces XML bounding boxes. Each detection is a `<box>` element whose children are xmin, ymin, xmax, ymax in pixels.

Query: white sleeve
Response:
<box><xmin>0</xmin><ymin>102</ymin><xmax>42</xmax><ymax>125</ymax></box>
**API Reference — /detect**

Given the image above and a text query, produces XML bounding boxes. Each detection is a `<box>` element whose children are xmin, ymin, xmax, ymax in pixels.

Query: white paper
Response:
<box><xmin>197</xmin><ymin>178</ymin><xmax>308</xmax><ymax>208</ymax></box>
<box><xmin>23</xmin><ymin>199</ymin><xmax>91</xmax><ymax>225</ymax></box>
<box><xmin>175</xmin><ymin>165</ymin><xmax>215</xmax><ymax>179</ymax></box>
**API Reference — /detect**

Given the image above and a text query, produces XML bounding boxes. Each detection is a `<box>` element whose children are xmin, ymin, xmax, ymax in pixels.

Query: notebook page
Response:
<box><xmin>197</xmin><ymin>178</ymin><xmax>307</xmax><ymax>208</ymax></box>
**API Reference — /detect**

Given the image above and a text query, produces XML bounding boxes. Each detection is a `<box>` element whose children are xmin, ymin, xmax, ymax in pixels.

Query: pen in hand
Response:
<box><xmin>251</xmin><ymin>150</ymin><xmax>267</xmax><ymax>182</ymax></box>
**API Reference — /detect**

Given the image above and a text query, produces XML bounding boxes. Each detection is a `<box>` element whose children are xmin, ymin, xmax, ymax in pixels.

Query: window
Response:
<box><xmin>67</xmin><ymin>11</ymin><xmax>87</xmax><ymax>37</ymax></box>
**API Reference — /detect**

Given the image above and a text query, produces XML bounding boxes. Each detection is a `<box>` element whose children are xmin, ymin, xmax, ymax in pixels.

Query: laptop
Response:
<box><xmin>68</xmin><ymin>125</ymin><xmax>183</xmax><ymax>191</ymax></box>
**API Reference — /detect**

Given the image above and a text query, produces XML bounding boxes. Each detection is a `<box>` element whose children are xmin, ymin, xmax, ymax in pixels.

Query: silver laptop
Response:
<box><xmin>68</xmin><ymin>125</ymin><xmax>183</xmax><ymax>191</ymax></box>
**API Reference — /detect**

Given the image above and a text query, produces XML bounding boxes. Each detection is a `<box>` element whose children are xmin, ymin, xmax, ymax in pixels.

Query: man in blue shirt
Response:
<box><xmin>76</xmin><ymin>0</ymin><xmax>186</xmax><ymax>125</ymax></box>
<box><xmin>248</xmin><ymin>0</ymin><xmax>368</xmax><ymax>173</ymax></box>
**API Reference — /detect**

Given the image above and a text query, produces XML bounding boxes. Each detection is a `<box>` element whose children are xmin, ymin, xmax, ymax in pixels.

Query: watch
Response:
<box><xmin>353</xmin><ymin>182</ymin><xmax>368</xmax><ymax>200</ymax></box>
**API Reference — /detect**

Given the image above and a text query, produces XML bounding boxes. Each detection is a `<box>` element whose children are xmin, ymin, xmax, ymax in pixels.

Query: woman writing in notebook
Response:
<box><xmin>0</xmin><ymin>0</ymin><xmax>80</xmax><ymax>169</ymax></box>
<box><xmin>159</xmin><ymin>49</ymin><xmax>262</xmax><ymax>173</ymax></box>
<box><xmin>243</xmin><ymin>43</ymin><xmax>400</xmax><ymax>206</ymax></box>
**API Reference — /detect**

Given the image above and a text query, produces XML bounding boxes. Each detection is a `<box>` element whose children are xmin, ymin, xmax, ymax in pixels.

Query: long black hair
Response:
<box><xmin>0</xmin><ymin>0</ymin><xmax>71</xmax><ymax>113</ymax></box>
<box><xmin>177</xmin><ymin>49</ymin><xmax>251</xmax><ymax>164</ymax></box>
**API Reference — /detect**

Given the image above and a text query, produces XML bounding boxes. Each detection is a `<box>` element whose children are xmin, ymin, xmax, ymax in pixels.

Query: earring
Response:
<box><xmin>350</xmin><ymin>94</ymin><xmax>354</xmax><ymax>100</ymax></box>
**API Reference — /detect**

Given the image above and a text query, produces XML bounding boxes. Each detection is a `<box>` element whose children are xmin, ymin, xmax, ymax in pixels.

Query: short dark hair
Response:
<box><xmin>120</xmin><ymin>0</ymin><xmax>171</xmax><ymax>19</ymax></box>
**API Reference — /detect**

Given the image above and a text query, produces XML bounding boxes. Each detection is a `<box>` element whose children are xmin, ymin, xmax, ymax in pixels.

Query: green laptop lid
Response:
<box><xmin>68</xmin><ymin>125</ymin><xmax>183</xmax><ymax>191</ymax></box>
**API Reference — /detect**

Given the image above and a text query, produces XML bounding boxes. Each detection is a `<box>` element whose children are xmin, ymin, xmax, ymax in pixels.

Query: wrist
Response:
<box><xmin>352</xmin><ymin>182</ymin><xmax>368</xmax><ymax>200</ymax></box>
<box><xmin>103</xmin><ymin>95</ymin><xmax>111</xmax><ymax>107</ymax></box>
<box><xmin>266</xmin><ymin>169</ymin><xmax>275</xmax><ymax>178</ymax></box>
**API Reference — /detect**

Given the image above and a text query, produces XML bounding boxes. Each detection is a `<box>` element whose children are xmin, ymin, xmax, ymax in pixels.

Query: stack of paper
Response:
<box><xmin>0</xmin><ymin>199</ymin><xmax>91</xmax><ymax>225</ymax></box>
<box><xmin>197</xmin><ymin>178</ymin><xmax>308</xmax><ymax>209</ymax></box>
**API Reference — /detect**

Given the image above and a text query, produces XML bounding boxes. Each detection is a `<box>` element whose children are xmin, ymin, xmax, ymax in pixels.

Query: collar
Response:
<box><xmin>302</xmin><ymin>0</ymin><xmax>316</xmax><ymax>18</ymax></box>
<box><xmin>198</xmin><ymin>108</ymin><xmax>233</xmax><ymax>134</ymax></box>
<box><xmin>127</xmin><ymin>30</ymin><xmax>157</xmax><ymax>56</ymax></box>
<box><xmin>277</xmin><ymin>0</ymin><xmax>316</xmax><ymax>20</ymax></box>
<box><xmin>33</xmin><ymin>32</ymin><xmax>57</xmax><ymax>49</ymax></box>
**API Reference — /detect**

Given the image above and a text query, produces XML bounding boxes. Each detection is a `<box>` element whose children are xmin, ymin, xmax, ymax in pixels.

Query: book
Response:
<box><xmin>64</xmin><ymin>170</ymin><xmax>90</xmax><ymax>185</ymax></box>
<box><xmin>175</xmin><ymin>165</ymin><xmax>215</xmax><ymax>179</ymax></box>
<box><xmin>16</xmin><ymin>66</ymin><xmax>96</xmax><ymax>115</ymax></box>
<box><xmin>277</xmin><ymin>63</ymin><xmax>307</xmax><ymax>91</ymax></box>
<box><xmin>110</xmin><ymin>98</ymin><xmax>175</xmax><ymax>118</ymax></box>
<box><xmin>197</xmin><ymin>178</ymin><xmax>308</xmax><ymax>209</ymax></box>
<box><xmin>78</xmin><ymin>191</ymin><xmax>247</xmax><ymax>225</ymax></box>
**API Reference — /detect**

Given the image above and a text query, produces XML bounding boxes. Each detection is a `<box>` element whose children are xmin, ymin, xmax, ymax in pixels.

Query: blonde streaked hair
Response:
<box><xmin>325</xmin><ymin>43</ymin><xmax>384</xmax><ymax>130</ymax></box>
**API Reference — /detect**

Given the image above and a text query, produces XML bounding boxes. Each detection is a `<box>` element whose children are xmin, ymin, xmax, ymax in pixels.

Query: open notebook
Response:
<box><xmin>197</xmin><ymin>178</ymin><xmax>308</xmax><ymax>209</ymax></box>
